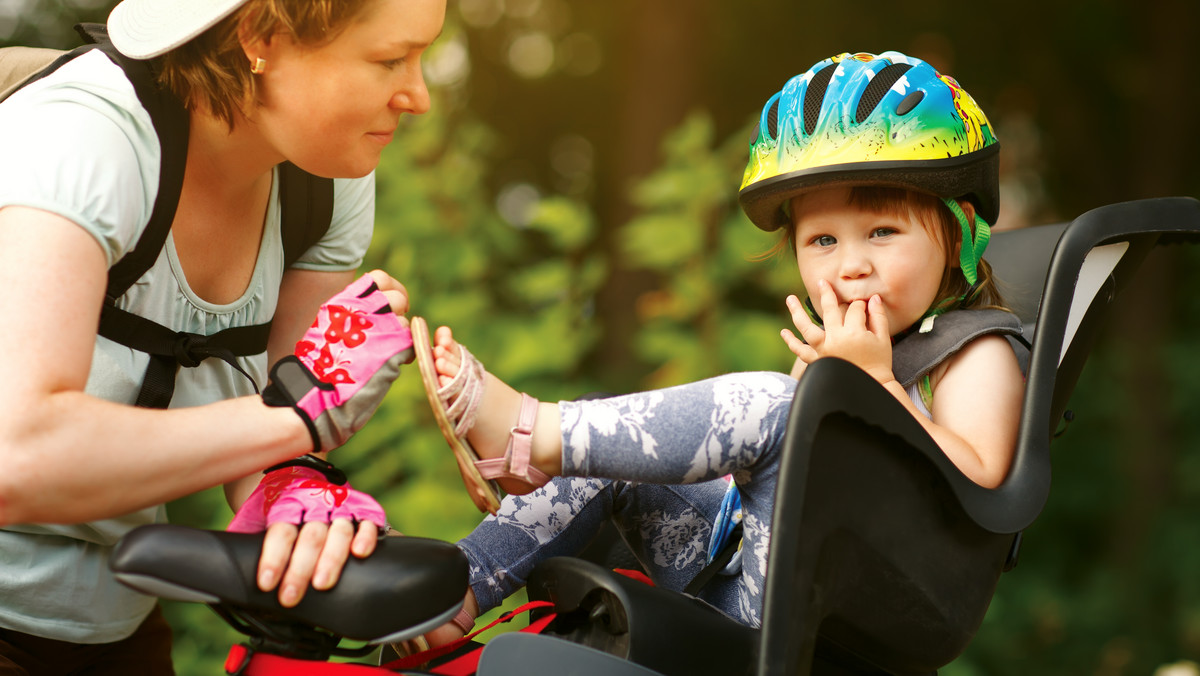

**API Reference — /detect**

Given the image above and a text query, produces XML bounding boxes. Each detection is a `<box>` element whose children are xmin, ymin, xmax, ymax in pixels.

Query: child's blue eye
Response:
<box><xmin>812</xmin><ymin>235</ymin><xmax>836</xmax><ymax>247</ymax></box>
<box><xmin>870</xmin><ymin>227</ymin><xmax>896</xmax><ymax>238</ymax></box>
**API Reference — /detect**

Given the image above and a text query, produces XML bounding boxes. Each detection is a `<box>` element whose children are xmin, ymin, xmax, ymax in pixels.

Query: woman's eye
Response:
<box><xmin>381</xmin><ymin>57</ymin><xmax>407</xmax><ymax>69</ymax></box>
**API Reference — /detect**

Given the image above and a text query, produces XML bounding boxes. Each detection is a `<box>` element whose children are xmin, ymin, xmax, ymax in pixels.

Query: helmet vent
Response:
<box><xmin>803</xmin><ymin>64</ymin><xmax>838</xmax><ymax>135</ymax></box>
<box><xmin>855</xmin><ymin>63</ymin><xmax>913</xmax><ymax>123</ymax></box>
<box><xmin>896</xmin><ymin>90</ymin><xmax>925</xmax><ymax>116</ymax></box>
<box><xmin>766</xmin><ymin>97</ymin><xmax>780</xmax><ymax>140</ymax></box>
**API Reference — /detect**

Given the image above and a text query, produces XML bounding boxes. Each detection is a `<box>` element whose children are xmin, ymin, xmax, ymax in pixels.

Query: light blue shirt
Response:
<box><xmin>0</xmin><ymin>50</ymin><xmax>375</xmax><ymax>642</ymax></box>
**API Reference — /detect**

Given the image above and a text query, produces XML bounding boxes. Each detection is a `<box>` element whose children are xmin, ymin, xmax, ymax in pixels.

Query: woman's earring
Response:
<box><xmin>251</xmin><ymin>58</ymin><xmax>267</xmax><ymax>75</ymax></box>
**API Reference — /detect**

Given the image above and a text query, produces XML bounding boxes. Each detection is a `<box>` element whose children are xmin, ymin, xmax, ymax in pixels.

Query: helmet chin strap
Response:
<box><xmin>942</xmin><ymin>198</ymin><xmax>990</xmax><ymax>287</ymax></box>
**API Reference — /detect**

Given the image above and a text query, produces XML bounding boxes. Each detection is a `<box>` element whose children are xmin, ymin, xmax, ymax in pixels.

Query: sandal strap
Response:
<box><xmin>450</xmin><ymin>605</ymin><xmax>475</xmax><ymax>635</ymax></box>
<box><xmin>437</xmin><ymin>344</ymin><xmax>485</xmax><ymax>438</ymax></box>
<box><xmin>477</xmin><ymin>393</ymin><xmax>552</xmax><ymax>486</ymax></box>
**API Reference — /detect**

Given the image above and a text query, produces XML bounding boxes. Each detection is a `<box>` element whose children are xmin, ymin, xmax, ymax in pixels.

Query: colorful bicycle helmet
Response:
<box><xmin>739</xmin><ymin>52</ymin><xmax>999</xmax><ymax>284</ymax></box>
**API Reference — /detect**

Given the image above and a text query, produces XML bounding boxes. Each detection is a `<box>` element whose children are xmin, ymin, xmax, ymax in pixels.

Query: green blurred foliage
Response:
<box><xmin>622</xmin><ymin>113</ymin><xmax>798</xmax><ymax>387</ymax></box>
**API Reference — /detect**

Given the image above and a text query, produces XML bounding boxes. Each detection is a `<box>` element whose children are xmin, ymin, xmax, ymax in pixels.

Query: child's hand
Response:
<box><xmin>781</xmin><ymin>280</ymin><xmax>895</xmax><ymax>385</ymax></box>
<box><xmin>781</xmin><ymin>294</ymin><xmax>824</xmax><ymax>365</ymax></box>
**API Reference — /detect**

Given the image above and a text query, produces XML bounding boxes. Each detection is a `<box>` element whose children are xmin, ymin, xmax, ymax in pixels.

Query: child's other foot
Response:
<box><xmin>431</xmin><ymin>326</ymin><xmax>561</xmax><ymax>494</ymax></box>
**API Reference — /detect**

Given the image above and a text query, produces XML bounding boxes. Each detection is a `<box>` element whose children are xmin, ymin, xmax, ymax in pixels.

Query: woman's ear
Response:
<box><xmin>237</xmin><ymin>13</ymin><xmax>273</xmax><ymax>65</ymax></box>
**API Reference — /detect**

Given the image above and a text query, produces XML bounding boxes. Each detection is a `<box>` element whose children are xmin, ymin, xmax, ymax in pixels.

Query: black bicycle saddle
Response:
<box><xmin>110</xmin><ymin>524</ymin><xmax>468</xmax><ymax>645</ymax></box>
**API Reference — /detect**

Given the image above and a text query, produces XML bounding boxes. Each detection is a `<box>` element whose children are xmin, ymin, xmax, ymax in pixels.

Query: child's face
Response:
<box><xmin>792</xmin><ymin>187</ymin><xmax>947</xmax><ymax>335</ymax></box>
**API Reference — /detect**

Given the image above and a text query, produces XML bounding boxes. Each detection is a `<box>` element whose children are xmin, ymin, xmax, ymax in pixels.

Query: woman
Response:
<box><xmin>0</xmin><ymin>0</ymin><xmax>444</xmax><ymax>670</ymax></box>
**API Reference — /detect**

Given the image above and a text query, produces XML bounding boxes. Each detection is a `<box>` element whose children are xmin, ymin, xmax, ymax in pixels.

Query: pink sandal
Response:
<box><xmin>411</xmin><ymin>317</ymin><xmax>551</xmax><ymax>515</ymax></box>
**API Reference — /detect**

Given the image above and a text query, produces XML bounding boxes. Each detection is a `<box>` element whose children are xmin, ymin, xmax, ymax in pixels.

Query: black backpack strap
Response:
<box><xmin>111</xmin><ymin>160</ymin><xmax>333</xmax><ymax>407</ymax></box>
<box><xmin>98</xmin><ymin>305</ymin><xmax>271</xmax><ymax>408</ymax></box>
<box><xmin>62</xmin><ymin>24</ymin><xmax>199</xmax><ymax>408</ymax></box>
<box><xmin>70</xmin><ymin>23</ymin><xmax>191</xmax><ymax>301</ymax></box>
<box><xmin>278</xmin><ymin>161</ymin><xmax>335</xmax><ymax>269</ymax></box>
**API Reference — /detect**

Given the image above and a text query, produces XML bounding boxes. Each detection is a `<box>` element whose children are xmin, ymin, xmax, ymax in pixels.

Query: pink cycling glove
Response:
<box><xmin>263</xmin><ymin>274</ymin><xmax>414</xmax><ymax>452</ymax></box>
<box><xmin>227</xmin><ymin>460</ymin><xmax>387</xmax><ymax>534</ymax></box>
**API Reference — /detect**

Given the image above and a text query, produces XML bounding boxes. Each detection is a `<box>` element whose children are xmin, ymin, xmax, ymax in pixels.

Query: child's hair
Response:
<box><xmin>764</xmin><ymin>185</ymin><xmax>1007</xmax><ymax>315</ymax></box>
<box><xmin>156</xmin><ymin>0</ymin><xmax>378</xmax><ymax>128</ymax></box>
<box><xmin>843</xmin><ymin>187</ymin><xmax>1006</xmax><ymax>312</ymax></box>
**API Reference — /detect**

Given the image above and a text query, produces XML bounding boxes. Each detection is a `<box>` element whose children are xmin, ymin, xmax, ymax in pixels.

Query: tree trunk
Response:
<box><xmin>589</xmin><ymin>0</ymin><xmax>709</xmax><ymax>388</ymax></box>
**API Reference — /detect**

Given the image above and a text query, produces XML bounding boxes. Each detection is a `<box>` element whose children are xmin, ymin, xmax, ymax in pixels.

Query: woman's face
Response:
<box><xmin>249</xmin><ymin>0</ymin><xmax>446</xmax><ymax>178</ymax></box>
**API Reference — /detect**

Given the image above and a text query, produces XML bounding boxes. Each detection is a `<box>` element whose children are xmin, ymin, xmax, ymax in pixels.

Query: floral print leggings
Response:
<box><xmin>455</xmin><ymin>371</ymin><xmax>796</xmax><ymax>628</ymax></box>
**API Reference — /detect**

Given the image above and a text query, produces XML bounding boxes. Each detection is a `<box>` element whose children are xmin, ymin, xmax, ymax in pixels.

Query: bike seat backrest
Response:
<box><xmin>978</xmin><ymin>197</ymin><xmax>1200</xmax><ymax>533</ymax></box>
<box><xmin>985</xmin><ymin>222</ymin><xmax>1067</xmax><ymax>356</ymax></box>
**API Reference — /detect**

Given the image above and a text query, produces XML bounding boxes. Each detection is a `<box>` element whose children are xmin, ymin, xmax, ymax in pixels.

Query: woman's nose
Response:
<box><xmin>390</xmin><ymin>68</ymin><xmax>431</xmax><ymax>115</ymax></box>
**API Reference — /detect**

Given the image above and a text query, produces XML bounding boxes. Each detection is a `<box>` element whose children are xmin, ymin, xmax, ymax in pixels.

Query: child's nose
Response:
<box><xmin>838</xmin><ymin>247</ymin><xmax>872</xmax><ymax>279</ymax></box>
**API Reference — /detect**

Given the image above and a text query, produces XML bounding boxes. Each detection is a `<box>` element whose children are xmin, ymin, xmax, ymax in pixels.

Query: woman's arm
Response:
<box><xmin>223</xmin><ymin>266</ymin><xmax>411</xmax><ymax>508</ymax></box>
<box><xmin>228</xmin><ymin>266</ymin><xmax>410</xmax><ymax>608</ymax></box>
<box><xmin>0</xmin><ymin>206</ymin><xmax>313</xmax><ymax>526</ymax></box>
<box><xmin>223</xmin><ymin>267</ymin><xmax>359</xmax><ymax>511</ymax></box>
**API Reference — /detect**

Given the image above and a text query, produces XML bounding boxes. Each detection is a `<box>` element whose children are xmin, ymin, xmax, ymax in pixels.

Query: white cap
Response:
<box><xmin>107</xmin><ymin>0</ymin><xmax>251</xmax><ymax>60</ymax></box>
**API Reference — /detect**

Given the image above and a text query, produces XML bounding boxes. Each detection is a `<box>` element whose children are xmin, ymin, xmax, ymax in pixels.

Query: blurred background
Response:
<box><xmin>5</xmin><ymin>0</ymin><xmax>1200</xmax><ymax>673</ymax></box>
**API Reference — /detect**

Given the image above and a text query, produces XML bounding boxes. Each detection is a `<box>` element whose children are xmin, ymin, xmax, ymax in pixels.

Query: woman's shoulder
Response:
<box><xmin>3</xmin><ymin>48</ymin><xmax>143</xmax><ymax>117</ymax></box>
<box><xmin>0</xmin><ymin>49</ymin><xmax>161</xmax><ymax>266</ymax></box>
<box><xmin>0</xmin><ymin>48</ymin><xmax>158</xmax><ymax>169</ymax></box>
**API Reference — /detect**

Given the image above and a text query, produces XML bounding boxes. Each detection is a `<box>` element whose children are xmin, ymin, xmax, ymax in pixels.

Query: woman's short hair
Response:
<box><xmin>157</xmin><ymin>0</ymin><xmax>377</xmax><ymax>127</ymax></box>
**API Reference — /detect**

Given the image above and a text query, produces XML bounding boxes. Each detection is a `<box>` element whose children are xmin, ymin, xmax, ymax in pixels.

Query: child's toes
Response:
<box><xmin>435</xmin><ymin>355</ymin><xmax>458</xmax><ymax>387</ymax></box>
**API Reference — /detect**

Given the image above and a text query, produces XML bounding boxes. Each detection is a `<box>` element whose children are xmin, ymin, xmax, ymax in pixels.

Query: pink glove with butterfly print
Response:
<box><xmin>227</xmin><ymin>461</ymin><xmax>387</xmax><ymax>534</ymax></box>
<box><xmin>263</xmin><ymin>274</ymin><xmax>414</xmax><ymax>452</ymax></box>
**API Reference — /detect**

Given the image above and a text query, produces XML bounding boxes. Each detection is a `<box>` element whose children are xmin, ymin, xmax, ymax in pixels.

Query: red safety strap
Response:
<box><xmin>382</xmin><ymin>599</ymin><xmax>556</xmax><ymax>674</ymax></box>
<box><xmin>225</xmin><ymin>644</ymin><xmax>390</xmax><ymax>675</ymax></box>
<box><xmin>224</xmin><ymin>600</ymin><xmax>556</xmax><ymax>676</ymax></box>
<box><xmin>613</xmin><ymin>568</ymin><xmax>654</xmax><ymax>586</ymax></box>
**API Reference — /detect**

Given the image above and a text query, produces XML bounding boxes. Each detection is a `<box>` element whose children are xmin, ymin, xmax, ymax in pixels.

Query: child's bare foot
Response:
<box><xmin>431</xmin><ymin>326</ymin><xmax>562</xmax><ymax>494</ymax></box>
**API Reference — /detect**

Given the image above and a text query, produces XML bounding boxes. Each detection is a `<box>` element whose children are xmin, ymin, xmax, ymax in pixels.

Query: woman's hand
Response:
<box><xmin>781</xmin><ymin>280</ymin><xmax>894</xmax><ymax>385</ymax></box>
<box><xmin>257</xmin><ymin>519</ymin><xmax>379</xmax><ymax>607</ymax></box>
<box><xmin>364</xmin><ymin>268</ymin><xmax>410</xmax><ymax>324</ymax></box>
<box><xmin>263</xmin><ymin>272</ymin><xmax>415</xmax><ymax>453</ymax></box>
<box><xmin>227</xmin><ymin>463</ymin><xmax>385</xmax><ymax>608</ymax></box>
<box><xmin>248</xmin><ymin>268</ymin><xmax>411</xmax><ymax>606</ymax></box>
